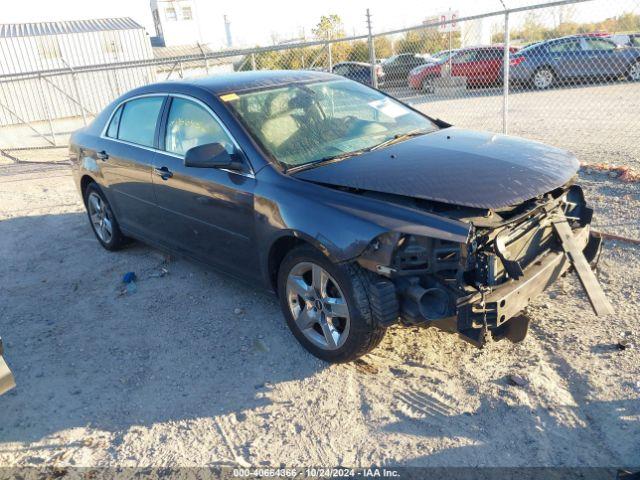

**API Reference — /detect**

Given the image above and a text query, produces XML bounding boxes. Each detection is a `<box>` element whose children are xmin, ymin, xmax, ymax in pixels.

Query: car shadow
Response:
<box><xmin>0</xmin><ymin>212</ymin><xmax>328</xmax><ymax>446</ymax></box>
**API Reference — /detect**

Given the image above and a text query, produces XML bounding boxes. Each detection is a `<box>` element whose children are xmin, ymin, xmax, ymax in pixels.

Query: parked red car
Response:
<box><xmin>408</xmin><ymin>45</ymin><xmax>519</xmax><ymax>92</ymax></box>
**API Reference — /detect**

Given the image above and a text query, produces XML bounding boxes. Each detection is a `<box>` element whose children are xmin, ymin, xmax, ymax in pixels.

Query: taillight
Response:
<box><xmin>510</xmin><ymin>56</ymin><xmax>525</xmax><ymax>66</ymax></box>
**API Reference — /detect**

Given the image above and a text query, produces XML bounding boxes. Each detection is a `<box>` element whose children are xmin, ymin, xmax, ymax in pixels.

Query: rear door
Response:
<box><xmin>547</xmin><ymin>38</ymin><xmax>584</xmax><ymax>79</ymax></box>
<box><xmin>151</xmin><ymin>95</ymin><xmax>259</xmax><ymax>279</ymax></box>
<box><xmin>99</xmin><ymin>95</ymin><xmax>166</xmax><ymax>238</ymax></box>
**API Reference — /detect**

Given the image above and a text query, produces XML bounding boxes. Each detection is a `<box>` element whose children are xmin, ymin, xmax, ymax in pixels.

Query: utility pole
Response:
<box><xmin>366</xmin><ymin>9</ymin><xmax>378</xmax><ymax>89</ymax></box>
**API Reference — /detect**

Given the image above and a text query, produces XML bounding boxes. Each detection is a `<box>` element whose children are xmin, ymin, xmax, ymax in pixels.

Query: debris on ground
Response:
<box><xmin>234</xmin><ymin>307</ymin><xmax>244</xmax><ymax>315</ymax></box>
<box><xmin>507</xmin><ymin>374</ymin><xmax>528</xmax><ymax>387</ymax></box>
<box><xmin>253</xmin><ymin>339</ymin><xmax>269</xmax><ymax>353</ymax></box>
<box><xmin>617</xmin><ymin>339</ymin><xmax>634</xmax><ymax>351</ymax></box>
<box><xmin>122</xmin><ymin>272</ymin><xmax>136</xmax><ymax>284</ymax></box>
<box><xmin>580</xmin><ymin>162</ymin><xmax>640</xmax><ymax>183</ymax></box>
<box><xmin>148</xmin><ymin>267</ymin><xmax>169</xmax><ymax>279</ymax></box>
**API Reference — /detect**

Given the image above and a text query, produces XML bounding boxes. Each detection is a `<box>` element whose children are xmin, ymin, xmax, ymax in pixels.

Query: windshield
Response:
<box><xmin>222</xmin><ymin>79</ymin><xmax>438</xmax><ymax>169</ymax></box>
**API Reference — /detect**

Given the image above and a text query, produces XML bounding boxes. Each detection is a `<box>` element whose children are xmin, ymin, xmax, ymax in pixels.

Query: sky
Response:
<box><xmin>2</xmin><ymin>0</ymin><xmax>636</xmax><ymax>48</ymax></box>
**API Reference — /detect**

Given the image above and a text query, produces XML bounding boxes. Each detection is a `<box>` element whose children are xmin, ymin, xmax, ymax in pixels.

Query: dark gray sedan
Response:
<box><xmin>70</xmin><ymin>70</ymin><xmax>605</xmax><ymax>362</ymax></box>
<box><xmin>510</xmin><ymin>35</ymin><xmax>640</xmax><ymax>89</ymax></box>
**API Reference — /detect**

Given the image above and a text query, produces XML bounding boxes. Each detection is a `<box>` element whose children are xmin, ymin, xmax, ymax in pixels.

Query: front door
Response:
<box><xmin>151</xmin><ymin>96</ymin><xmax>259</xmax><ymax>280</ymax></box>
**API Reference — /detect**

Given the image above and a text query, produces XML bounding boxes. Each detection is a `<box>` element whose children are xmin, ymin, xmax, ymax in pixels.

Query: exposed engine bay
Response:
<box><xmin>352</xmin><ymin>182</ymin><xmax>612</xmax><ymax>346</ymax></box>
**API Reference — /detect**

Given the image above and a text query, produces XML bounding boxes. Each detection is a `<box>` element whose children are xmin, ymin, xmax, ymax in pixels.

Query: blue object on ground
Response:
<box><xmin>122</xmin><ymin>272</ymin><xmax>136</xmax><ymax>284</ymax></box>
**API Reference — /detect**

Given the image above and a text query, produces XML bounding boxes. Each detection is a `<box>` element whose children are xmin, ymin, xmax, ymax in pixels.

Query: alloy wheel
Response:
<box><xmin>422</xmin><ymin>77</ymin><xmax>434</xmax><ymax>93</ymax></box>
<box><xmin>629</xmin><ymin>61</ymin><xmax>640</xmax><ymax>81</ymax></box>
<box><xmin>87</xmin><ymin>192</ymin><xmax>113</xmax><ymax>244</ymax></box>
<box><xmin>533</xmin><ymin>69</ymin><xmax>553</xmax><ymax>89</ymax></box>
<box><xmin>285</xmin><ymin>261</ymin><xmax>350</xmax><ymax>351</ymax></box>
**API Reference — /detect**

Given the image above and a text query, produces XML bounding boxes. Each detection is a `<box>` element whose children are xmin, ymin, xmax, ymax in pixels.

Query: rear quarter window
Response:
<box><xmin>106</xmin><ymin>105</ymin><xmax>123</xmax><ymax>138</ymax></box>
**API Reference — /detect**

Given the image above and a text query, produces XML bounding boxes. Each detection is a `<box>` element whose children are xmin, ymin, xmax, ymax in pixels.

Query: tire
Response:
<box><xmin>277</xmin><ymin>245</ymin><xmax>386</xmax><ymax>363</ymax></box>
<box><xmin>422</xmin><ymin>76</ymin><xmax>435</xmax><ymax>93</ymax></box>
<box><xmin>83</xmin><ymin>182</ymin><xmax>127</xmax><ymax>251</ymax></box>
<box><xmin>531</xmin><ymin>67</ymin><xmax>555</xmax><ymax>90</ymax></box>
<box><xmin>627</xmin><ymin>59</ymin><xmax>640</xmax><ymax>82</ymax></box>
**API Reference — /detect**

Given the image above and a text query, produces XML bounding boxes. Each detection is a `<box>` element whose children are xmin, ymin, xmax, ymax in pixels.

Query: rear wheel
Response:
<box><xmin>84</xmin><ymin>183</ymin><xmax>126</xmax><ymax>251</ymax></box>
<box><xmin>531</xmin><ymin>67</ymin><xmax>555</xmax><ymax>90</ymax></box>
<box><xmin>277</xmin><ymin>246</ymin><xmax>386</xmax><ymax>363</ymax></box>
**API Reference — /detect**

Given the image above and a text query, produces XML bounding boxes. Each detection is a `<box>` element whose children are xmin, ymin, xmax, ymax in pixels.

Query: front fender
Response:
<box><xmin>254</xmin><ymin>168</ymin><xmax>471</xmax><ymax>284</ymax></box>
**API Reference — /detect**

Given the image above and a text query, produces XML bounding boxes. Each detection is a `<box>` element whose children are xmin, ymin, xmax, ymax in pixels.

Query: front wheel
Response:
<box><xmin>277</xmin><ymin>246</ymin><xmax>386</xmax><ymax>363</ymax></box>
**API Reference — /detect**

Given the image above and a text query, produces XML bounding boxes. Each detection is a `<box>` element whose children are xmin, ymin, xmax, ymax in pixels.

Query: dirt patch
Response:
<box><xmin>0</xmin><ymin>166</ymin><xmax>638</xmax><ymax>468</ymax></box>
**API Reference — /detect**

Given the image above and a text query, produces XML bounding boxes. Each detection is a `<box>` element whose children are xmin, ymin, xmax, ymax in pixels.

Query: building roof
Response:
<box><xmin>0</xmin><ymin>18</ymin><xmax>144</xmax><ymax>38</ymax></box>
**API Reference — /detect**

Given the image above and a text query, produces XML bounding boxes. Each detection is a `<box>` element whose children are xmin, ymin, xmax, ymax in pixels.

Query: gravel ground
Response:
<box><xmin>0</xmin><ymin>160</ymin><xmax>638</xmax><ymax>468</ymax></box>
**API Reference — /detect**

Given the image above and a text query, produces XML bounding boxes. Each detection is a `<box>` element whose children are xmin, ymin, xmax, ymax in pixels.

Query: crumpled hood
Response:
<box><xmin>293</xmin><ymin>128</ymin><xmax>579</xmax><ymax>209</ymax></box>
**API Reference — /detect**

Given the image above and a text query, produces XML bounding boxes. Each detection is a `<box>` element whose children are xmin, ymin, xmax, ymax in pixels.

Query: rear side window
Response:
<box><xmin>117</xmin><ymin>97</ymin><xmax>164</xmax><ymax>147</ymax></box>
<box><xmin>549</xmin><ymin>39</ymin><xmax>581</xmax><ymax>53</ymax></box>
<box><xmin>106</xmin><ymin>105</ymin><xmax>123</xmax><ymax>138</ymax></box>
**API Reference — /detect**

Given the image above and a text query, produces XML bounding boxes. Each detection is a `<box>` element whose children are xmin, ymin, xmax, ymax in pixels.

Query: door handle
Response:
<box><xmin>154</xmin><ymin>166</ymin><xmax>173</xmax><ymax>181</ymax></box>
<box><xmin>96</xmin><ymin>150</ymin><xmax>109</xmax><ymax>161</ymax></box>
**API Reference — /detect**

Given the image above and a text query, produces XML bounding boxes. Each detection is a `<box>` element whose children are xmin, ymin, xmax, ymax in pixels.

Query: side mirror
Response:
<box><xmin>184</xmin><ymin>142</ymin><xmax>243</xmax><ymax>170</ymax></box>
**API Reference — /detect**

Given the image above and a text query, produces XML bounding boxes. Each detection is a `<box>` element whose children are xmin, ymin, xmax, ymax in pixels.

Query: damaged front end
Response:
<box><xmin>357</xmin><ymin>184</ymin><xmax>608</xmax><ymax>347</ymax></box>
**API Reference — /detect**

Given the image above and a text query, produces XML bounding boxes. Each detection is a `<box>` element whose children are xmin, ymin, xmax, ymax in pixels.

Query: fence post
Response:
<box><xmin>327</xmin><ymin>42</ymin><xmax>333</xmax><ymax>71</ymax></box>
<box><xmin>366</xmin><ymin>9</ymin><xmax>378</xmax><ymax>89</ymax></box>
<box><xmin>37</xmin><ymin>74</ymin><xmax>57</xmax><ymax>146</ymax></box>
<box><xmin>251</xmin><ymin>53</ymin><xmax>256</xmax><ymax>70</ymax></box>
<box><xmin>71</xmin><ymin>72</ymin><xmax>87</xmax><ymax>126</ymax></box>
<box><xmin>502</xmin><ymin>11</ymin><xmax>510</xmax><ymax>135</ymax></box>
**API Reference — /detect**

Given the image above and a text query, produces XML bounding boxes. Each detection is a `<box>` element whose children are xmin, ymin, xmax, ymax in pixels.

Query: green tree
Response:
<box><xmin>312</xmin><ymin>14</ymin><xmax>345</xmax><ymax>41</ymax></box>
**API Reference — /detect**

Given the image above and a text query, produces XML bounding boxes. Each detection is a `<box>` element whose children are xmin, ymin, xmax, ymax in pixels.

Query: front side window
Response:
<box><xmin>223</xmin><ymin>79</ymin><xmax>438</xmax><ymax>168</ymax></box>
<box><xmin>165</xmin><ymin>97</ymin><xmax>234</xmax><ymax>156</ymax></box>
<box><xmin>549</xmin><ymin>39</ymin><xmax>581</xmax><ymax>53</ymax></box>
<box><xmin>117</xmin><ymin>97</ymin><xmax>164</xmax><ymax>147</ymax></box>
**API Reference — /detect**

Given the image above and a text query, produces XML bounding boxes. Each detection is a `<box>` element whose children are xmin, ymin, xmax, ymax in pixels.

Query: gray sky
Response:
<box><xmin>3</xmin><ymin>0</ymin><xmax>635</xmax><ymax>48</ymax></box>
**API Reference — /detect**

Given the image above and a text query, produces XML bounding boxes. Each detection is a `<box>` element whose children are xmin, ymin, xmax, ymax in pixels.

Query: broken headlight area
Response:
<box><xmin>357</xmin><ymin>184</ymin><xmax>607</xmax><ymax>347</ymax></box>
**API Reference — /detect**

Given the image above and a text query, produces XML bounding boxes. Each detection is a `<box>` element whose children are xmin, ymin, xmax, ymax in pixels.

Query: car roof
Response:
<box><xmin>333</xmin><ymin>61</ymin><xmax>371</xmax><ymax>67</ymax></box>
<box><xmin>134</xmin><ymin>70</ymin><xmax>338</xmax><ymax>96</ymax></box>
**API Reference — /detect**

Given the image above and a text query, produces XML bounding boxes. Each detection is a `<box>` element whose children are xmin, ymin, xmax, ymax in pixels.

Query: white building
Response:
<box><xmin>151</xmin><ymin>0</ymin><xmax>201</xmax><ymax>47</ymax></box>
<box><xmin>0</xmin><ymin>18</ymin><xmax>155</xmax><ymax>125</ymax></box>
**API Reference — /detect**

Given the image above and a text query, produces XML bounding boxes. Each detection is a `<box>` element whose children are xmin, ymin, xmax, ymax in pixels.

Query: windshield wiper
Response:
<box><xmin>287</xmin><ymin>147</ymin><xmax>372</xmax><ymax>173</ymax></box>
<box><xmin>369</xmin><ymin>128</ymin><xmax>432</xmax><ymax>151</ymax></box>
<box><xmin>287</xmin><ymin>128</ymin><xmax>432</xmax><ymax>174</ymax></box>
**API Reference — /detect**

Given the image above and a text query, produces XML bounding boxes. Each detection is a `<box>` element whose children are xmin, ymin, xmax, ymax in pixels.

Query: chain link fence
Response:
<box><xmin>1</xmin><ymin>0</ymin><xmax>639</xmax><ymax>171</ymax></box>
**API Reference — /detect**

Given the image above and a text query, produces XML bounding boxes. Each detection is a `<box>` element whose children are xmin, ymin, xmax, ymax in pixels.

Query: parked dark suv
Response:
<box><xmin>70</xmin><ymin>71</ymin><xmax>607</xmax><ymax>362</ymax></box>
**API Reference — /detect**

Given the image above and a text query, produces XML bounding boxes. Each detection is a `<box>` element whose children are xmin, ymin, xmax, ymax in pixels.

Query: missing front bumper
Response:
<box><xmin>455</xmin><ymin>227</ymin><xmax>601</xmax><ymax>346</ymax></box>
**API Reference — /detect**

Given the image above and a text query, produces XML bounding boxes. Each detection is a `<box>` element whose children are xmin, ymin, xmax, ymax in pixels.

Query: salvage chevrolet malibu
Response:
<box><xmin>70</xmin><ymin>70</ymin><xmax>612</xmax><ymax>362</ymax></box>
